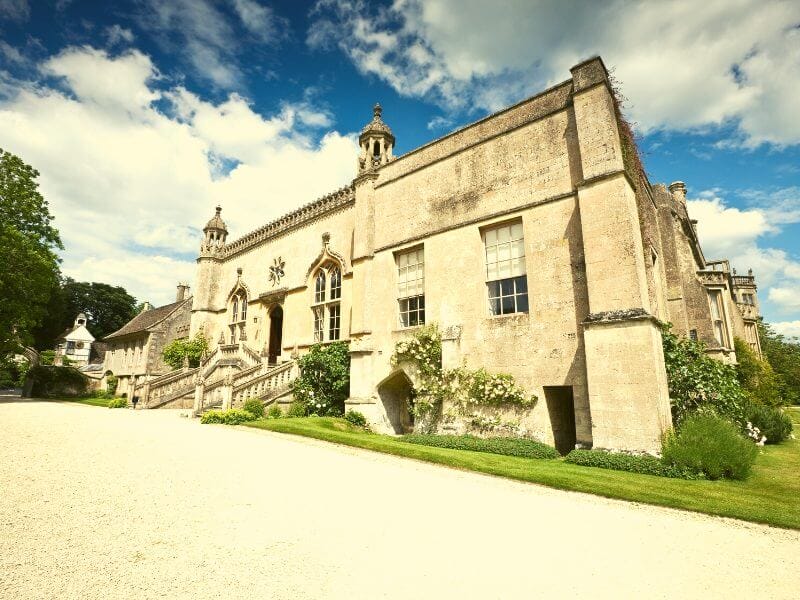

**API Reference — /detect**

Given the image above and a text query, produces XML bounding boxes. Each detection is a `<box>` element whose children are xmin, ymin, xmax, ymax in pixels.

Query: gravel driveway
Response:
<box><xmin>1</xmin><ymin>399</ymin><xmax>798</xmax><ymax>599</ymax></box>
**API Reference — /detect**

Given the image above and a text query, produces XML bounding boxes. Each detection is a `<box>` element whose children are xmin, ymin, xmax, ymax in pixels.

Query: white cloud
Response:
<box><xmin>0</xmin><ymin>0</ymin><xmax>29</xmax><ymax>22</ymax></box>
<box><xmin>309</xmin><ymin>0</ymin><xmax>800</xmax><ymax>146</ymax></box>
<box><xmin>771</xmin><ymin>320</ymin><xmax>800</xmax><ymax>339</ymax></box>
<box><xmin>104</xmin><ymin>24</ymin><xmax>135</xmax><ymax>46</ymax></box>
<box><xmin>231</xmin><ymin>0</ymin><xmax>288</xmax><ymax>43</ymax></box>
<box><xmin>0</xmin><ymin>45</ymin><xmax>358</xmax><ymax>306</ymax></box>
<box><xmin>688</xmin><ymin>189</ymin><xmax>800</xmax><ymax>317</ymax></box>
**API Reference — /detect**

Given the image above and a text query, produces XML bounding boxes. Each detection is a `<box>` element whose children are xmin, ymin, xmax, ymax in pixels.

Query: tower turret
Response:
<box><xmin>201</xmin><ymin>205</ymin><xmax>228</xmax><ymax>254</ymax></box>
<box><xmin>358</xmin><ymin>103</ymin><xmax>395</xmax><ymax>173</ymax></box>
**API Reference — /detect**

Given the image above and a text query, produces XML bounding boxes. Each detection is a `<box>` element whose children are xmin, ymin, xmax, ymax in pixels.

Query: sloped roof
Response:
<box><xmin>104</xmin><ymin>298</ymin><xmax>191</xmax><ymax>341</ymax></box>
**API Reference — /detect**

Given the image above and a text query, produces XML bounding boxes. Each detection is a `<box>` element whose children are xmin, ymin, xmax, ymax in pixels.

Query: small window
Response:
<box><xmin>330</xmin><ymin>268</ymin><xmax>341</xmax><ymax>300</ymax></box>
<box><xmin>708</xmin><ymin>290</ymin><xmax>728</xmax><ymax>347</ymax></box>
<box><xmin>484</xmin><ymin>221</ymin><xmax>528</xmax><ymax>315</ymax></box>
<box><xmin>397</xmin><ymin>248</ymin><xmax>425</xmax><ymax>327</ymax></box>
<box><xmin>689</xmin><ymin>329</ymin><xmax>698</xmax><ymax>341</ymax></box>
<box><xmin>329</xmin><ymin>304</ymin><xmax>341</xmax><ymax>340</ymax></box>
<box><xmin>313</xmin><ymin>306</ymin><xmax>324</xmax><ymax>342</ymax></box>
<box><xmin>315</xmin><ymin>271</ymin><xmax>326</xmax><ymax>303</ymax></box>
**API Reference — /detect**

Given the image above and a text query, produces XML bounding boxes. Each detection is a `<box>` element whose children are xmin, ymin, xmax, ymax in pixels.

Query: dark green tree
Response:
<box><xmin>0</xmin><ymin>148</ymin><xmax>62</xmax><ymax>354</ymax></box>
<box><xmin>60</xmin><ymin>279</ymin><xmax>138</xmax><ymax>340</ymax></box>
<box><xmin>759</xmin><ymin>322</ymin><xmax>800</xmax><ymax>406</ymax></box>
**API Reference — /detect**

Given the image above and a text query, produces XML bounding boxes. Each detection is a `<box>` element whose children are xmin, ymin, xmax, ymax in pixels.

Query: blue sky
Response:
<box><xmin>1</xmin><ymin>0</ymin><xmax>799</xmax><ymax>336</ymax></box>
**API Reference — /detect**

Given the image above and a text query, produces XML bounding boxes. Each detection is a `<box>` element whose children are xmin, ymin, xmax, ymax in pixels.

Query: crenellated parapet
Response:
<box><xmin>221</xmin><ymin>185</ymin><xmax>355</xmax><ymax>259</ymax></box>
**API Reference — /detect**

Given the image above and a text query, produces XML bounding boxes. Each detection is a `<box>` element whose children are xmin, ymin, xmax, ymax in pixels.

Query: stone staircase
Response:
<box><xmin>135</xmin><ymin>341</ymin><xmax>299</xmax><ymax>414</ymax></box>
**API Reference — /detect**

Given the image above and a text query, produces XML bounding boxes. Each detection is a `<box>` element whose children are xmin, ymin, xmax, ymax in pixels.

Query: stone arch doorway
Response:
<box><xmin>268</xmin><ymin>305</ymin><xmax>283</xmax><ymax>365</ymax></box>
<box><xmin>377</xmin><ymin>370</ymin><xmax>415</xmax><ymax>434</ymax></box>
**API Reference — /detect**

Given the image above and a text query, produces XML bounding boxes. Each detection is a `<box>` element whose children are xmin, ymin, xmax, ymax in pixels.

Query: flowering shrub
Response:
<box><xmin>744</xmin><ymin>421</ymin><xmax>766</xmax><ymax>446</ymax></box>
<box><xmin>391</xmin><ymin>325</ymin><xmax>537</xmax><ymax>432</ymax></box>
<box><xmin>291</xmin><ymin>342</ymin><xmax>350</xmax><ymax>416</ymax></box>
<box><xmin>466</xmin><ymin>369</ymin><xmax>536</xmax><ymax>408</ymax></box>
<box><xmin>747</xmin><ymin>404</ymin><xmax>793</xmax><ymax>444</ymax></box>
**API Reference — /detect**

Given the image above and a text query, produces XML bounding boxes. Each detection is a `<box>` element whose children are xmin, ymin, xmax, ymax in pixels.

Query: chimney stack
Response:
<box><xmin>176</xmin><ymin>282</ymin><xmax>190</xmax><ymax>301</ymax></box>
<box><xmin>668</xmin><ymin>181</ymin><xmax>687</xmax><ymax>204</ymax></box>
<box><xmin>141</xmin><ymin>301</ymin><xmax>152</xmax><ymax>313</ymax></box>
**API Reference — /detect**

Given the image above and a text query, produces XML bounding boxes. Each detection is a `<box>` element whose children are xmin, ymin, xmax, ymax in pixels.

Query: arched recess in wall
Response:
<box><xmin>226</xmin><ymin>278</ymin><xmax>251</xmax><ymax>344</ymax></box>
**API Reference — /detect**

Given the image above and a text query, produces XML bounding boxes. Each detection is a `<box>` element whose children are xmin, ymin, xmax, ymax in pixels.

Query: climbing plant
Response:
<box><xmin>391</xmin><ymin>325</ymin><xmax>537</xmax><ymax>433</ymax></box>
<box><xmin>162</xmin><ymin>333</ymin><xmax>208</xmax><ymax>370</ymax></box>
<box><xmin>292</xmin><ymin>341</ymin><xmax>350</xmax><ymax>416</ymax></box>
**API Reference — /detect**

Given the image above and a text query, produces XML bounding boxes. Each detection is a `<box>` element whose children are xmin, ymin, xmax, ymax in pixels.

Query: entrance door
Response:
<box><xmin>268</xmin><ymin>306</ymin><xmax>283</xmax><ymax>365</ymax></box>
<box><xmin>543</xmin><ymin>386</ymin><xmax>577</xmax><ymax>455</ymax></box>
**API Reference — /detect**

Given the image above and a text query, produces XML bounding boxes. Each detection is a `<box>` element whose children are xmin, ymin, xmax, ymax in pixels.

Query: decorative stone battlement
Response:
<box><xmin>222</xmin><ymin>185</ymin><xmax>355</xmax><ymax>258</ymax></box>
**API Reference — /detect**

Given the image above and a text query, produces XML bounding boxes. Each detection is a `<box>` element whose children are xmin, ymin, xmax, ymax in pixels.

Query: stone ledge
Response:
<box><xmin>582</xmin><ymin>308</ymin><xmax>660</xmax><ymax>327</ymax></box>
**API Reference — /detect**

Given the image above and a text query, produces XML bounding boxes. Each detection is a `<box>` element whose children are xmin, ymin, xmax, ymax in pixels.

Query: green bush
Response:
<box><xmin>266</xmin><ymin>404</ymin><xmax>283</xmax><ymax>419</ymax></box>
<box><xmin>200</xmin><ymin>408</ymin><xmax>257</xmax><ymax>425</ymax></box>
<box><xmin>661</xmin><ymin>325</ymin><xmax>749</xmax><ymax>426</ymax></box>
<box><xmin>747</xmin><ymin>404</ymin><xmax>793</xmax><ymax>444</ymax></box>
<box><xmin>107</xmin><ymin>397</ymin><xmax>128</xmax><ymax>408</ymax></box>
<box><xmin>106</xmin><ymin>374</ymin><xmax>118</xmax><ymax>395</ymax></box>
<box><xmin>26</xmin><ymin>365</ymin><xmax>88</xmax><ymax>397</ymax></box>
<box><xmin>287</xmin><ymin>400</ymin><xmax>308</xmax><ymax>418</ymax></box>
<box><xmin>344</xmin><ymin>410</ymin><xmax>367</xmax><ymax>428</ymax></box>
<box><xmin>734</xmin><ymin>337</ymin><xmax>781</xmax><ymax>406</ymax></box>
<box><xmin>291</xmin><ymin>342</ymin><xmax>350</xmax><ymax>416</ymax></box>
<box><xmin>242</xmin><ymin>398</ymin><xmax>264</xmax><ymax>419</ymax></box>
<box><xmin>162</xmin><ymin>333</ymin><xmax>209</xmax><ymax>370</ymax></box>
<box><xmin>400</xmin><ymin>434</ymin><xmax>559</xmax><ymax>459</ymax></box>
<box><xmin>662</xmin><ymin>414</ymin><xmax>758</xmax><ymax>480</ymax></box>
<box><xmin>565</xmin><ymin>449</ymin><xmax>701</xmax><ymax>479</ymax></box>
<box><xmin>89</xmin><ymin>389</ymin><xmax>113</xmax><ymax>399</ymax></box>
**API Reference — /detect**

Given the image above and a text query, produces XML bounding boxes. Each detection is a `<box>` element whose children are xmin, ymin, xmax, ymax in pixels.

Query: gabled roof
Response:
<box><xmin>103</xmin><ymin>298</ymin><xmax>191</xmax><ymax>341</ymax></box>
<box><xmin>55</xmin><ymin>324</ymin><xmax>95</xmax><ymax>343</ymax></box>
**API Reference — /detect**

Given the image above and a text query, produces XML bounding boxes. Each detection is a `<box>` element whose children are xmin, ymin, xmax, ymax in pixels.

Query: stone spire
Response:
<box><xmin>358</xmin><ymin>103</ymin><xmax>395</xmax><ymax>173</ymax></box>
<box><xmin>201</xmin><ymin>206</ymin><xmax>228</xmax><ymax>254</ymax></box>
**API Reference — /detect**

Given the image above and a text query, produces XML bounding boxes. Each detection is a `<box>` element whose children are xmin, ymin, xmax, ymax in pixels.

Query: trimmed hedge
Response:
<box><xmin>201</xmin><ymin>409</ymin><xmax>258</xmax><ymax>425</ymax></box>
<box><xmin>400</xmin><ymin>434</ymin><xmax>559</xmax><ymax>459</ymax></box>
<box><xmin>565</xmin><ymin>449</ymin><xmax>702</xmax><ymax>480</ymax></box>
<box><xmin>26</xmin><ymin>365</ymin><xmax>88</xmax><ymax>398</ymax></box>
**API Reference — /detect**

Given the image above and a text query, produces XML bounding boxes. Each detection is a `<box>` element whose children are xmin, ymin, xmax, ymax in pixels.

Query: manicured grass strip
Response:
<box><xmin>57</xmin><ymin>396</ymin><xmax>114</xmax><ymax>407</ymax></box>
<box><xmin>244</xmin><ymin>416</ymin><xmax>800</xmax><ymax>530</ymax></box>
<box><xmin>400</xmin><ymin>434</ymin><xmax>559</xmax><ymax>459</ymax></box>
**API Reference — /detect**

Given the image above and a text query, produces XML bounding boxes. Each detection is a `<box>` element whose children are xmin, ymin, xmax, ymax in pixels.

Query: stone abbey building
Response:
<box><xmin>107</xmin><ymin>57</ymin><xmax>761</xmax><ymax>454</ymax></box>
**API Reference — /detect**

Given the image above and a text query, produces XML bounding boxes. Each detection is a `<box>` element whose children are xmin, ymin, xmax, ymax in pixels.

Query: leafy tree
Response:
<box><xmin>661</xmin><ymin>325</ymin><xmax>749</xmax><ymax>426</ymax></box>
<box><xmin>733</xmin><ymin>337</ymin><xmax>781</xmax><ymax>406</ymax></box>
<box><xmin>759</xmin><ymin>322</ymin><xmax>800</xmax><ymax>406</ymax></box>
<box><xmin>60</xmin><ymin>279</ymin><xmax>138</xmax><ymax>340</ymax></box>
<box><xmin>162</xmin><ymin>334</ymin><xmax>209</xmax><ymax>370</ymax></box>
<box><xmin>0</xmin><ymin>148</ymin><xmax>62</xmax><ymax>354</ymax></box>
<box><xmin>291</xmin><ymin>342</ymin><xmax>350</xmax><ymax>416</ymax></box>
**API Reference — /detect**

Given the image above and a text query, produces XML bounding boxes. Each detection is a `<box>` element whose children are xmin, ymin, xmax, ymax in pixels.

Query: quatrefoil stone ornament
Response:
<box><xmin>269</xmin><ymin>256</ymin><xmax>285</xmax><ymax>286</ymax></box>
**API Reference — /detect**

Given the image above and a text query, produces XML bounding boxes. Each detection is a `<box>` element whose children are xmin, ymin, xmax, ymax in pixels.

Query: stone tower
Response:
<box><xmin>357</xmin><ymin>103</ymin><xmax>395</xmax><ymax>173</ymax></box>
<box><xmin>190</xmin><ymin>206</ymin><xmax>228</xmax><ymax>339</ymax></box>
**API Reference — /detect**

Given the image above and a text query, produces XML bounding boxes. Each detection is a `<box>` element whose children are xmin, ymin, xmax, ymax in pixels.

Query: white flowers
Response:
<box><xmin>745</xmin><ymin>421</ymin><xmax>767</xmax><ymax>446</ymax></box>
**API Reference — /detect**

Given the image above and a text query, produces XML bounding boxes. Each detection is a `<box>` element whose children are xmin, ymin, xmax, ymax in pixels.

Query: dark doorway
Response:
<box><xmin>377</xmin><ymin>371</ymin><xmax>414</xmax><ymax>434</ymax></box>
<box><xmin>268</xmin><ymin>306</ymin><xmax>283</xmax><ymax>365</ymax></box>
<box><xmin>544</xmin><ymin>386</ymin><xmax>577</xmax><ymax>455</ymax></box>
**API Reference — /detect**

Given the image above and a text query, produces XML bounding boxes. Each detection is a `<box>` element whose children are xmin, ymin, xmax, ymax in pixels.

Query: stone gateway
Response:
<box><xmin>107</xmin><ymin>57</ymin><xmax>761</xmax><ymax>454</ymax></box>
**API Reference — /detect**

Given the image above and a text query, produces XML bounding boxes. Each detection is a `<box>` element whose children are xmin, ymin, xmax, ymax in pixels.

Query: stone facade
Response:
<box><xmin>53</xmin><ymin>314</ymin><xmax>94</xmax><ymax>367</ymax></box>
<box><xmin>101</xmin><ymin>286</ymin><xmax>192</xmax><ymax>398</ymax></box>
<box><xmin>135</xmin><ymin>56</ymin><xmax>759</xmax><ymax>454</ymax></box>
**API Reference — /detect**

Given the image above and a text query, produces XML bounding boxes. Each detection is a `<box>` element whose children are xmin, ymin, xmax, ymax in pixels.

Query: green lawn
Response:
<box><xmin>244</xmin><ymin>410</ymin><xmax>800</xmax><ymax>530</ymax></box>
<box><xmin>57</xmin><ymin>396</ymin><xmax>116</xmax><ymax>407</ymax></box>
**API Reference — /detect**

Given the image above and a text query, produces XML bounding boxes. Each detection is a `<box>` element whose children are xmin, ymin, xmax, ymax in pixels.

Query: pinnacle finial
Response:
<box><xmin>373</xmin><ymin>103</ymin><xmax>382</xmax><ymax>118</ymax></box>
<box><xmin>215</xmin><ymin>205</ymin><xmax>222</xmax><ymax>215</ymax></box>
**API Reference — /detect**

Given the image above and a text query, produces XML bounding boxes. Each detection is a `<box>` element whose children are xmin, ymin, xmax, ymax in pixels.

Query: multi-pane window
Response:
<box><xmin>329</xmin><ymin>304</ymin><xmax>341</xmax><ymax>340</ymax></box>
<box><xmin>708</xmin><ymin>289</ymin><xmax>728</xmax><ymax>347</ymax></box>
<box><xmin>397</xmin><ymin>248</ymin><xmax>425</xmax><ymax>327</ymax></box>
<box><xmin>484</xmin><ymin>221</ymin><xmax>528</xmax><ymax>315</ymax></box>
<box><xmin>230</xmin><ymin>291</ymin><xmax>247</xmax><ymax>344</ymax></box>
<box><xmin>313</xmin><ymin>306</ymin><xmax>324</xmax><ymax>342</ymax></box>
<box><xmin>312</xmin><ymin>263</ymin><xmax>342</xmax><ymax>342</ymax></box>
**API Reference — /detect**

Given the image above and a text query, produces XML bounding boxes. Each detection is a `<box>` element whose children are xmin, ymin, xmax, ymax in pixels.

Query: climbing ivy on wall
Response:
<box><xmin>391</xmin><ymin>325</ymin><xmax>537</xmax><ymax>433</ymax></box>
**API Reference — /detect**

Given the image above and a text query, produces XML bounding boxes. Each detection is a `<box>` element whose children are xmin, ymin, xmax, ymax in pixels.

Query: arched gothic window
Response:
<box><xmin>230</xmin><ymin>291</ymin><xmax>247</xmax><ymax>344</ymax></box>
<box><xmin>312</xmin><ymin>263</ymin><xmax>342</xmax><ymax>342</ymax></box>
